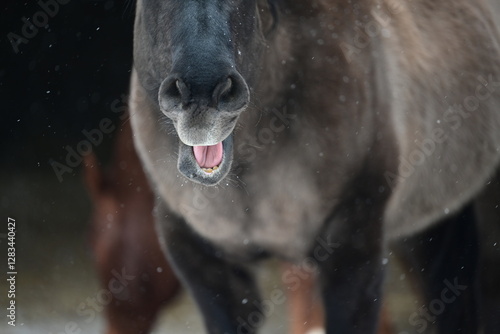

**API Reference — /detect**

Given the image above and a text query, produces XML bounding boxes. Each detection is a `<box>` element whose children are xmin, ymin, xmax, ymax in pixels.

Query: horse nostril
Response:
<box><xmin>213</xmin><ymin>74</ymin><xmax>249</xmax><ymax>111</ymax></box>
<box><xmin>159</xmin><ymin>71</ymin><xmax>249</xmax><ymax>112</ymax></box>
<box><xmin>221</xmin><ymin>77</ymin><xmax>233</xmax><ymax>97</ymax></box>
<box><xmin>174</xmin><ymin>80</ymin><xmax>182</xmax><ymax>96</ymax></box>
<box><xmin>159</xmin><ymin>76</ymin><xmax>189</xmax><ymax>111</ymax></box>
<box><xmin>213</xmin><ymin>77</ymin><xmax>233</xmax><ymax>105</ymax></box>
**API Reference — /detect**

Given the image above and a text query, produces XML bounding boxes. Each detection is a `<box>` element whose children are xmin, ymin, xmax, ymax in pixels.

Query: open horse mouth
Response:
<box><xmin>193</xmin><ymin>143</ymin><xmax>223</xmax><ymax>173</ymax></box>
<box><xmin>177</xmin><ymin>135</ymin><xmax>233</xmax><ymax>186</ymax></box>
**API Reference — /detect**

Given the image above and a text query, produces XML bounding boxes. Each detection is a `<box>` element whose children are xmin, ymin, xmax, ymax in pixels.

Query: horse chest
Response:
<box><xmin>173</xmin><ymin>155</ymin><xmax>332</xmax><ymax>260</ymax></box>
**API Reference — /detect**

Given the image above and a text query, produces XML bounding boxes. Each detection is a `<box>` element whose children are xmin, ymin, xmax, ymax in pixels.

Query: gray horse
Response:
<box><xmin>129</xmin><ymin>0</ymin><xmax>500</xmax><ymax>333</ymax></box>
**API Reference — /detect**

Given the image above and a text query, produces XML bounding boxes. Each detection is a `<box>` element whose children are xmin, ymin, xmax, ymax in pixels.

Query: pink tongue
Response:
<box><xmin>193</xmin><ymin>143</ymin><xmax>223</xmax><ymax>168</ymax></box>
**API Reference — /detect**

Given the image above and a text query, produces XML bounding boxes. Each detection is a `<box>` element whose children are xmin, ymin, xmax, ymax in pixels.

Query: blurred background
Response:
<box><xmin>1</xmin><ymin>1</ymin><xmax>137</xmax><ymax>333</ymax></box>
<box><xmin>0</xmin><ymin>1</ymin><xmax>441</xmax><ymax>334</ymax></box>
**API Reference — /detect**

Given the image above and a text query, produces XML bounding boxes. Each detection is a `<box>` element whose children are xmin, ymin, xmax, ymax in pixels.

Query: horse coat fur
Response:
<box><xmin>128</xmin><ymin>0</ymin><xmax>500</xmax><ymax>332</ymax></box>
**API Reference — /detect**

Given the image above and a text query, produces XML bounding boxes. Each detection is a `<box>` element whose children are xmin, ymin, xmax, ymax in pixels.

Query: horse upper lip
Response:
<box><xmin>173</xmin><ymin>116</ymin><xmax>238</xmax><ymax>147</ymax></box>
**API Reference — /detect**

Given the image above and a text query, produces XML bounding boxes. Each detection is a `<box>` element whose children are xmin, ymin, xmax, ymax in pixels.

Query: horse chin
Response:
<box><xmin>177</xmin><ymin>134</ymin><xmax>234</xmax><ymax>186</ymax></box>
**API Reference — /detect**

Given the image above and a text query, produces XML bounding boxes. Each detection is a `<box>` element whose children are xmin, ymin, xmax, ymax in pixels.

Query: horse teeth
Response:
<box><xmin>202</xmin><ymin>166</ymin><xmax>219</xmax><ymax>173</ymax></box>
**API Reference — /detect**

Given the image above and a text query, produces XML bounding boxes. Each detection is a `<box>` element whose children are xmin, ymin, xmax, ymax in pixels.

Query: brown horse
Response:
<box><xmin>84</xmin><ymin>121</ymin><xmax>180</xmax><ymax>334</ymax></box>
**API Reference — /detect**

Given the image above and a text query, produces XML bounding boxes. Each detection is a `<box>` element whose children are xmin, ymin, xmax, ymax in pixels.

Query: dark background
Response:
<box><xmin>0</xmin><ymin>0</ymin><xmax>135</xmax><ymax>171</ymax></box>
